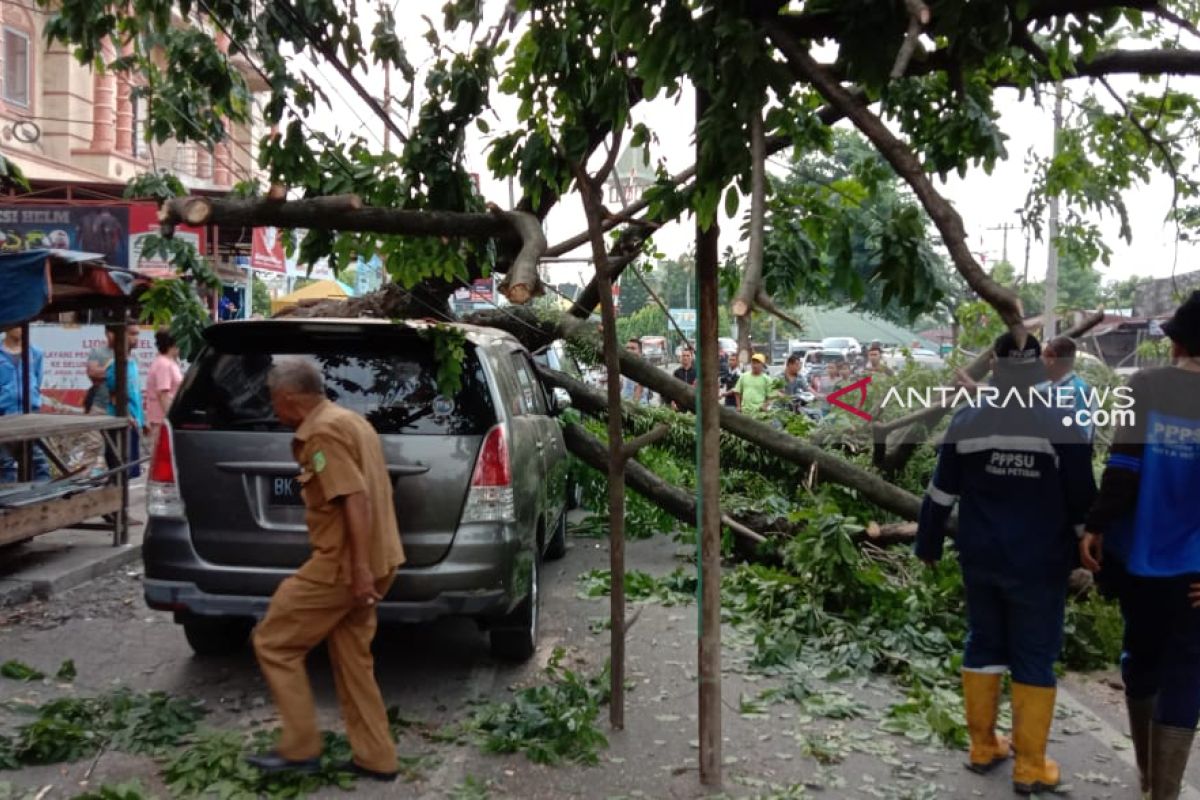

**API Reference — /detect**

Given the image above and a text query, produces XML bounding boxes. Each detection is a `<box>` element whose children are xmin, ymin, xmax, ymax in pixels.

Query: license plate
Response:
<box><xmin>268</xmin><ymin>477</ymin><xmax>304</xmax><ymax>506</ymax></box>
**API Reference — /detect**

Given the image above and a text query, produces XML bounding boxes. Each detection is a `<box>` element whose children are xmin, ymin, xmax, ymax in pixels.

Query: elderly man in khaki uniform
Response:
<box><xmin>247</xmin><ymin>358</ymin><xmax>404</xmax><ymax>780</ymax></box>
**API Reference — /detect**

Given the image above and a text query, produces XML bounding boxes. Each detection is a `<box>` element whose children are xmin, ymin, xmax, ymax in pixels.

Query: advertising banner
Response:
<box><xmin>251</xmin><ymin>227</ymin><xmax>287</xmax><ymax>273</ymax></box>
<box><xmin>128</xmin><ymin>203</ymin><xmax>207</xmax><ymax>270</ymax></box>
<box><xmin>29</xmin><ymin>324</ymin><xmax>156</xmax><ymax>414</ymax></box>
<box><xmin>0</xmin><ymin>205</ymin><xmax>130</xmax><ymax>267</ymax></box>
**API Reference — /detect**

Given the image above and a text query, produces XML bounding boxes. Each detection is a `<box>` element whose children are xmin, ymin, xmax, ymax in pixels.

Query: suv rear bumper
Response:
<box><xmin>142</xmin><ymin>516</ymin><xmax>526</xmax><ymax>624</ymax></box>
<box><xmin>144</xmin><ymin>579</ymin><xmax>508</xmax><ymax>624</ymax></box>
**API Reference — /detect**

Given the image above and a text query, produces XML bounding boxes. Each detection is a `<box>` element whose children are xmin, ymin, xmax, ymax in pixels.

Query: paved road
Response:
<box><xmin>0</xmin><ymin>533</ymin><xmax>1192</xmax><ymax>799</ymax></box>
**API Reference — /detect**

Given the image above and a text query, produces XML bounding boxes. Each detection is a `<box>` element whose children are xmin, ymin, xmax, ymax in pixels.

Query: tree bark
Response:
<box><xmin>538</xmin><ymin>357</ymin><xmax>923</xmax><ymax>522</ymax></box>
<box><xmin>733</xmin><ymin>109</ymin><xmax>767</xmax><ymax>365</ymax></box>
<box><xmin>563</xmin><ymin>421</ymin><xmax>919</xmax><ymax>547</ymax></box>
<box><xmin>160</xmin><ymin>195</ymin><xmax>546</xmax><ymax>304</ymax></box>
<box><xmin>574</xmin><ymin>166</ymin><xmax>629</xmax><ymax>733</ymax></box>
<box><xmin>695</xmin><ymin>86</ymin><xmax>723</xmax><ymax>786</ymax></box>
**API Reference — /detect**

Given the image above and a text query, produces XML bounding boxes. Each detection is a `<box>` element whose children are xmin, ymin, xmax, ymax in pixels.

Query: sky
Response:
<box><xmin>298</xmin><ymin>0</ymin><xmax>1200</xmax><ymax>290</ymax></box>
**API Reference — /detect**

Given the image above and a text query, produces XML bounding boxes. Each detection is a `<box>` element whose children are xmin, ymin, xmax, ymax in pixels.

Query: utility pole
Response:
<box><xmin>987</xmin><ymin>222</ymin><xmax>1014</xmax><ymax>264</ymax></box>
<box><xmin>1043</xmin><ymin>84</ymin><xmax>1064</xmax><ymax>338</ymax></box>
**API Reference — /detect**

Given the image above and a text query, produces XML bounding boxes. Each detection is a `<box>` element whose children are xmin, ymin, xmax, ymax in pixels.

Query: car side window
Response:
<box><xmin>510</xmin><ymin>353</ymin><xmax>547</xmax><ymax>415</ymax></box>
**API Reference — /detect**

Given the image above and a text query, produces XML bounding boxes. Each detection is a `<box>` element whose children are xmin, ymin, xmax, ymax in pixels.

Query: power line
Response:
<box><xmin>195</xmin><ymin>0</ymin><xmax>362</xmax><ymax>183</ymax></box>
<box><xmin>257</xmin><ymin>0</ymin><xmax>387</xmax><ymax>150</ymax></box>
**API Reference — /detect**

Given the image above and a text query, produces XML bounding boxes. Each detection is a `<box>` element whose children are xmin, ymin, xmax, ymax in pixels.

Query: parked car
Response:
<box><xmin>788</xmin><ymin>340</ymin><xmax>824</xmax><ymax>360</ymax></box>
<box><xmin>821</xmin><ymin>336</ymin><xmax>862</xmax><ymax>359</ymax></box>
<box><xmin>718</xmin><ymin>337</ymin><xmax>738</xmax><ymax>358</ymax></box>
<box><xmin>640</xmin><ymin>336</ymin><xmax>668</xmax><ymax>366</ymax></box>
<box><xmin>882</xmin><ymin>347</ymin><xmax>946</xmax><ymax>370</ymax></box>
<box><xmin>143</xmin><ymin>318</ymin><xmax>570</xmax><ymax>662</ymax></box>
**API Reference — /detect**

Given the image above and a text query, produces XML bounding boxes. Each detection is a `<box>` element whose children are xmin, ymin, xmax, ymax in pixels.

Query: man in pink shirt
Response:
<box><xmin>145</xmin><ymin>328</ymin><xmax>183</xmax><ymax>448</ymax></box>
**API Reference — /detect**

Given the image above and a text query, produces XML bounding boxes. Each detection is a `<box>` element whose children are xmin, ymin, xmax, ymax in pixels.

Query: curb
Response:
<box><xmin>1</xmin><ymin>544</ymin><xmax>141</xmax><ymax>606</ymax></box>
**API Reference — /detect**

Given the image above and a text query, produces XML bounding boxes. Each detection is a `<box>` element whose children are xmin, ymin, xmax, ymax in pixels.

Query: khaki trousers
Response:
<box><xmin>253</xmin><ymin>573</ymin><xmax>396</xmax><ymax>772</ymax></box>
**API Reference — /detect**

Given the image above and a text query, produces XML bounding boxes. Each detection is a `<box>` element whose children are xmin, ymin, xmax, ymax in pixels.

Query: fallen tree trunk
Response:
<box><xmin>160</xmin><ymin>196</ymin><xmax>546</xmax><ymax>304</ymax></box>
<box><xmin>564</xmin><ymin>422</ymin><xmax>918</xmax><ymax>547</ymax></box>
<box><xmin>539</xmin><ymin>362</ymin><xmax>923</xmax><ymax>522</ymax></box>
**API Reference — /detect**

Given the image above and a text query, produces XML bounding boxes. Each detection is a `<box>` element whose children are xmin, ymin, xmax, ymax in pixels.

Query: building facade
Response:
<box><xmin>0</xmin><ymin>3</ymin><xmax>263</xmax><ymax>191</ymax></box>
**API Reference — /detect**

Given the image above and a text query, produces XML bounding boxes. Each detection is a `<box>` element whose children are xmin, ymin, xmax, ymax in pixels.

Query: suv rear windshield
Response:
<box><xmin>173</xmin><ymin>331</ymin><xmax>495</xmax><ymax>436</ymax></box>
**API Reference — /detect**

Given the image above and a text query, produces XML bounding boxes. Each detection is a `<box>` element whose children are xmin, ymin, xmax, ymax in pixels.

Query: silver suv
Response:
<box><xmin>142</xmin><ymin>318</ymin><xmax>569</xmax><ymax>661</ymax></box>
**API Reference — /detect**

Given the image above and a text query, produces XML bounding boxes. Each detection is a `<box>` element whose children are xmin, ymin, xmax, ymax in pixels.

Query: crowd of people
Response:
<box><xmin>619</xmin><ymin>338</ymin><xmax>900</xmax><ymax>417</ymax></box>
<box><xmin>0</xmin><ymin>323</ymin><xmax>184</xmax><ymax>484</ymax></box>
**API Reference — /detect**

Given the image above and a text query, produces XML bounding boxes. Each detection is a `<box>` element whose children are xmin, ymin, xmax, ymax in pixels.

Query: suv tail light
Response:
<box><xmin>460</xmin><ymin>424</ymin><xmax>514</xmax><ymax>524</ymax></box>
<box><xmin>147</xmin><ymin>423</ymin><xmax>185</xmax><ymax>518</ymax></box>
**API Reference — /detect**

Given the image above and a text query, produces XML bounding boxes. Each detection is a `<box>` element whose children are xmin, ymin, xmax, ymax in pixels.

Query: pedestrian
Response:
<box><xmin>864</xmin><ymin>342</ymin><xmax>894</xmax><ymax>377</ymax></box>
<box><xmin>720</xmin><ymin>352</ymin><xmax>741</xmax><ymax>408</ymax></box>
<box><xmin>672</xmin><ymin>346</ymin><xmax>697</xmax><ymax>386</ymax></box>
<box><xmin>621</xmin><ymin>339</ymin><xmax>652</xmax><ymax>406</ymax></box>
<box><xmin>670</xmin><ymin>346</ymin><xmax>697</xmax><ymax>410</ymax></box>
<box><xmin>248</xmin><ymin>358</ymin><xmax>404</xmax><ymax>780</ymax></box>
<box><xmin>104</xmin><ymin>325</ymin><xmax>145</xmax><ymax>479</ymax></box>
<box><xmin>145</xmin><ymin>328</ymin><xmax>183</xmax><ymax>451</ymax></box>
<box><xmin>1080</xmin><ymin>290</ymin><xmax>1200</xmax><ymax>800</ymax></box>
<box><xmin>915</xmin><ymin>332</ymin><xmax>1096</xmax><ymax>794</ymax></box>
<box><xmin>1040</xmin><ymin>336</ymin><xmax>1095</xmax><ymax>442</ymax></box>
<box><xmin>0</xmin><ymin>325</ymin><xmax>50</xmax><ymax>482</ymax></box>
<box><xmin>733</xmin><ymin>353</ymin><xmax>773</xmax><ymax>413</ymax></box>
<box><xmin>778</xmin><ymin>354</ymin><xmax>810</xmax><ymax>398</ymax></box>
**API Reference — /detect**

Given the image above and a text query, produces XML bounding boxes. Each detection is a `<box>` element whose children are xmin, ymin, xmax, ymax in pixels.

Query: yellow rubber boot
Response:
<box><xmin>1011</xmin><ymin>682</ymin><xmax>1060</xmax><ymax>794</ymax></box>
<box><xmin>962</xmin><ymin>670</ymin><xmax>1012</xmax><ymax>773</ymax></box>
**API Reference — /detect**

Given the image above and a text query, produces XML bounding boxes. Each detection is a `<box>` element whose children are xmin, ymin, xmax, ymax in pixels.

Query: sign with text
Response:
<box><xmin>128</xmin><ymin>203</ymin><xmax>207</xmax><ymax>271</ymax></box>
<box><xmin>669</xmin><ymin>307</ymin><xmax>697</xmax><ymax>333</ymax></box>
<box><xmin>29</xmin><ymin>324</ymin><xmax>156</xmax><ymax>413</ymax></box>
<box><xmin>0</xmin><ymin>205</ymin><xmax>130</xmax><ymax>267</ymax></box>
<box><xmin>250</xmin><ymin>227</ymin><xmax>287</xmax><ymax>273</ymax></box>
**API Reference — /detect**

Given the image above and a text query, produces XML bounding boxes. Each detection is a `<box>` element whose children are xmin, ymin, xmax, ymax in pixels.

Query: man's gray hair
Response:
<box><xmin>267</xmin><ymin>357</ymin><xmax>324</xmax><ymax>395</ymax></box>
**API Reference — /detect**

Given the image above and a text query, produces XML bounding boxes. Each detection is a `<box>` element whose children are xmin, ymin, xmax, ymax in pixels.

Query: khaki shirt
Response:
<box><xmin>291</xmin><ymin>399</ymin><xmax>405</xmax><ymax>584</ymax></box>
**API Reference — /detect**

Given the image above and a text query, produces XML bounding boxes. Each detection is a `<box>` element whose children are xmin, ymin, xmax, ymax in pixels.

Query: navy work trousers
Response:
<box><xmin>1104</xmin><ymin>557</ymin><xmax>1200</xmax><ymax>730</ymax></box>
<box><xmin>962</xmin><ymin>571</ymin><xmax>1066</xmax><ymax>687</ymax></box>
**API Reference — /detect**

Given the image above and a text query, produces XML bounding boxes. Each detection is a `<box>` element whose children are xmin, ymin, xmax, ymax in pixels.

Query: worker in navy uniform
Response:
<box><xmin>1081</xmin><ymin>290</ymin><xmax>1200</xmax><ymax>800</ymax></box>
<box><xmin>915</xmin><ymin>332</ymin><xmax>1096</xmax><ymax>794</ymax></box>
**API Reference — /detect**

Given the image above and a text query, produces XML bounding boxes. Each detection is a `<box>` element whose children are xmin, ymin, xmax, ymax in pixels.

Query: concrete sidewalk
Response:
<box><xmin>0</xmin><ymin>482</ymin><xmax>145</xmax><ymax>606</ymax></box>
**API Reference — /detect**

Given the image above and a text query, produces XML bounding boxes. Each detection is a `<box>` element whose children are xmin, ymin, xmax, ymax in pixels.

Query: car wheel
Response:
<box><xmin>489</xmin><ymin>547</ymin><xmax>540</xmax><ymax>662</ymax></box>
<box><xmin>566</xmin><ymin>477</ymin><xmax>582</xmax><ymax>510</ymax></box>
<box><xmin>181</xmin><ymin>615</ymin><xmax>253</xmax><ymax>657</ymax></box>
<box><xmin>545</xmin><ymin>509</ymin><xmax>568</xmax><ymax>561</ymax></box>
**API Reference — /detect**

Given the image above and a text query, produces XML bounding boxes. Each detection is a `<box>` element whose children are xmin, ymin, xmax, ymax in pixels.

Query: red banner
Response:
<box><xmin>128</xmin><ymin>202</ymin><xmax>207</xmax><ymax>270</ymax></box>
<box><xmin>251</xmin><ymin>227</ymin><xmax>286</xmax><ymax>273</ymax></box>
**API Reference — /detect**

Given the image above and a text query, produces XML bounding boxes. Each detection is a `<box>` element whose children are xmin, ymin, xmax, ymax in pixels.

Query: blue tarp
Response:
<box><xmin>0</xmin><ymin>250</ymin><xmax>50</xmax><ymax>329</ymax></box>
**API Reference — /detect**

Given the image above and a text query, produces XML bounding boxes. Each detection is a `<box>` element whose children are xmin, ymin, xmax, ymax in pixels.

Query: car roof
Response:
<box><xmin>202</xmin><ymin>317</ymin><xmax>524</xmax><ymax>350</ymax></box>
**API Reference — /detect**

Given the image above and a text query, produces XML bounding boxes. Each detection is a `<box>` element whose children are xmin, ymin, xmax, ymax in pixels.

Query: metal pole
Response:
<box><xmin>113</xmin><ymin>317</ymin><xmax>129</xmax><ymax>545</ymax></box>
<box><xmin>1044</xmin><ymin>84</ymin><xmax>1063</xmax><ymax>338</ymax></box>
<box><xmin>19</xmin><ymin>320</ymin><xmax>32</xmax><ymax>481</ymax></box>
<box><xmin>695</xmin><ymin>87</ymin><xmax>723</xmax><ymax>788</ymax></box>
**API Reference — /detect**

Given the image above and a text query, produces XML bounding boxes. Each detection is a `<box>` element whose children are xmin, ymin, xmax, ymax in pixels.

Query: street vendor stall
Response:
<box><xmin>0</xmin><ymin>249</ymin><xmax>148</xmax><ymax>548</ymax></box>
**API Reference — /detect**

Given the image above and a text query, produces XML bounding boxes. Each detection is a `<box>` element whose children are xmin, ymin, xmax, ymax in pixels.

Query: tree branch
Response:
<box><xmin>160</xmin><ymin>194</ymin><xmax>547</xmax><ymax>303</ymax></box>
<box><xmin>621</xmin><ymin>424</ymin><xmax>671</xmax><ymax>461</ymax></box>
<box><xmin>754</xmin><ymin>291</ymin><xmax>806</xmax><ymax>333</ymax></box>
<box><xmin>272</xmin><ymin>0</ymin><xmax>408</xmax><ymax>145</ymax></box>
<box><xmin>890</xmin><ymin>0</ymin><xmax>931</xmax><ymax>79</ymax></box>
<box><xmin>765</xmin><ymin>22</ymin><xmax>1026</xmax><ymax>340</ymax></box>
<box><xmin>542</xmin><ymin>359</ymin><xmax>923</xmax><ymax>521</ymax></box>
<box><xmin>734</xmin><ymin>108</ymin><xmax>768</xmax><ymax>363</ymax></box>
<box><xmin>493</xmin><ymin>206</ymin><xmax>548</xmax><ymax>304</ymax></box>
